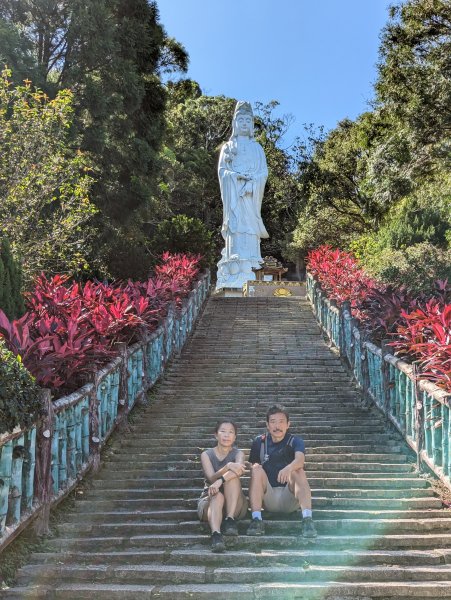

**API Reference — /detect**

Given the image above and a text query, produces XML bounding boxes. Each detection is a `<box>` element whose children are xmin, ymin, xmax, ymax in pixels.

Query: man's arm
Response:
<box><xmin>277</xmin><ymin>451</ymin><xmax>305</xmax><ymax>484</ymax></box>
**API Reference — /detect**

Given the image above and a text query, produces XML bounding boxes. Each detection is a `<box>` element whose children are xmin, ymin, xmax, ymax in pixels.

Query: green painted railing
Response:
<box><xmin>307</xmin><ymin>271</ymin><xmax>451</xmax><ymax>489</ymax></box>
<box><xmin>0</xmin><ymin>271</ymin><xmax>210</xmax><ymax>551</ymax></box>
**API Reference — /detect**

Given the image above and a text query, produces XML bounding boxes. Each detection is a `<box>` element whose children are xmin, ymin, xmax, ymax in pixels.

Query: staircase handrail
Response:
<box><xmin>307</xmin><ymin>271</ymin><xmax>451</xmax><ymax>491</ymax></box>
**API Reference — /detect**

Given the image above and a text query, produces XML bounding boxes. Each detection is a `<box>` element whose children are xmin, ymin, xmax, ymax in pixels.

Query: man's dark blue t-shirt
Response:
<box><xmin>249</xmin><ymin>432</ymin><xmax>306</xmax><ymax>488</ymax></box>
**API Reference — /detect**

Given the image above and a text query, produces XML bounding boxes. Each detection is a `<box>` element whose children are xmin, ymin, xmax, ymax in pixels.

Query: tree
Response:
<box><xmin>288</xmin><ymin>0</ymin><xmax>451</xmax><ymax>285</ymax></box>
<box><xmin>0</xmin><ymin>69</ymin><xmax>98</xmax><ymax>283</ymax></box>
<box><xmin>253</xmin><ymin>101</ymin><xmax>304</xmax><ymax>260</ymax></box>
<box><xmin>0</xmin><ymin>0</ymin><xmax>189</xmax><ymax>278</ymax></box>
<box><xmin>0</xmin><ymin>237</ymin><xmax>25</xmax><ymax>320</ymax></box>
<box><xmin>149</xmin><ymin>215</ymin><xmax>215</xmax><ymax>268</ymax></box>
<box><xmin>373</xmin><ymin>0</ymin><xmax>451</xmax><ymax>199</ymax></box>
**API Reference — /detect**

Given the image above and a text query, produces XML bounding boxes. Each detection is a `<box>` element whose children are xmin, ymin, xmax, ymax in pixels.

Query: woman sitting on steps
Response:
<box><xmin>197</xmin><ymin>419</ymin><xmax>249</xmax><ymax>552</ymax></box>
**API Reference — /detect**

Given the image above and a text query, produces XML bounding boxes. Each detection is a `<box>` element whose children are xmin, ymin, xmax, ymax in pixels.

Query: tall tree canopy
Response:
<box><xmin>0</xmin><ymin>0</ymin><xmax>188</xmax><ymax>278</ymax></box>
<box><xmin>288</xmin><ymin>0</ymin><xmax>451</xmax><ymax>286</ymax></box>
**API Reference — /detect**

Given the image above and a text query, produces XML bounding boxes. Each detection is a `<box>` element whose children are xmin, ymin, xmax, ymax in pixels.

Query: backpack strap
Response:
<box><xmin>259</xmin><ymin>434</ymin><xmax>267</xmax><ymax>464</ymax></box>
<box><xmin>260</xmin><ymin>433</ymin><xmax>295</xmax><ymax>464</ymax></box>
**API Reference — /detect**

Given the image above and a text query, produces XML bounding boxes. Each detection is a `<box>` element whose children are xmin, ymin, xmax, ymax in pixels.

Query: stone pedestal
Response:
<box><xmin>213</xmin><ymin>287</ymin><xmax>245</xmax><ymax>298</ymax></box>
<box><xmin>243</xmin><ymin>281</ymin><xmax>305</xmax><ymax>298</ymax></box>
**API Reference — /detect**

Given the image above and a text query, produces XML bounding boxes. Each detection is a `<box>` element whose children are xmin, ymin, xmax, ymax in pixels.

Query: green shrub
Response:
<box><xmin>362</xmin><ymin>242</ymin><xmax>451</xmax><ymax>294</ymax></box>
<box><xmin>0</xmin><ymin>237</ymin><xmax>24</xmax><ymax>320</ymax></box>
<box><xmin>150</xmin><ymin>215</ymin><xmax>216</xmax><ymax>268</ymax></box>
<box><xmin>375</xmin><ymin>197</ymin><xmax>450</xmax><ymax>251</ymax></box>
<box><xmin>0</xmin><ymin>339</ymin><xmax>41</xmax><ymax>434</ymax></box>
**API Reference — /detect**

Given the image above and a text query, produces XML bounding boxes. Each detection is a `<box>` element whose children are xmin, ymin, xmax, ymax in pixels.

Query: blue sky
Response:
<box><xmin>156</xmin><ymin>0</ymin><xmax>391</xmax><ymax>144</ymax></box>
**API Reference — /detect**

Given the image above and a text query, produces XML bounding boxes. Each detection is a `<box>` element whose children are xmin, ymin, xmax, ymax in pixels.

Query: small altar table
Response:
<box><xmin>252</xmin><ymin>266</ymin><xmax>288</xmax><ymax>282</ymax></box>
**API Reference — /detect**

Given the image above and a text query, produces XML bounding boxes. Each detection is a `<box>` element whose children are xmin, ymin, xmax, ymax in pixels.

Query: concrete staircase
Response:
<box><xmin>4</xmin><ymin>297</ymin><xmax>451</xmax><ymax>599</ymax></box>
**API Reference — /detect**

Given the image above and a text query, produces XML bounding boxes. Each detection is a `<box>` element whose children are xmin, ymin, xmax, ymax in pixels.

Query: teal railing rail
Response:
<box><xmin>307</xmin><ymin>271</ymin><xmax>451</xmax><ymax>489</ymax></box>
<box><xmin>0</xmin><ymin>271</ymin><xmax>210</xmax><ymax>551</ymax></box>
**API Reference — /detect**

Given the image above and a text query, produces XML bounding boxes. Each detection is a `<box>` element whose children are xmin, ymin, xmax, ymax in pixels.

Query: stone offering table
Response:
<box><xmin>252</xmin><ymin>265</ymin><xmax>288</xmax><ymax>282</ymax></box>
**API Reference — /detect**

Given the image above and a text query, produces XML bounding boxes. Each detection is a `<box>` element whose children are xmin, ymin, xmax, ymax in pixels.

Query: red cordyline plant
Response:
<box><xmin>306</xmin><ymin>246</ymin><xmax>380</xmax><ymax>319</ymax></box>
<box><xmin>155</xmin><ymin>252</ymin><xmax>201</xmax><ymax>307</ymax></box>
<box><xmin>306</xmin><ymin>245</ymin><xmax>451</xmax><ymax>392</ymax></box>
<box><xmin>0</xmin><ymin>253</ymin><xmax>202</xmax><ymax>392</ymax></box>
<box><xmin>389</xmin><ymin>299</ymin><xmax>451</xmax><ymax>392</ymax></box>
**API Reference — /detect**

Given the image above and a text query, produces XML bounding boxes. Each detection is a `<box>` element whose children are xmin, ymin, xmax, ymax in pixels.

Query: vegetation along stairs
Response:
<box><xmin>4</xmin><ymin>296</ymin><xmax>451</xmax><ymax>599</ymax></box>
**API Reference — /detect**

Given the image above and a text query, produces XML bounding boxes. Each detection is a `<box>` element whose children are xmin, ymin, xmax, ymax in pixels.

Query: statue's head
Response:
<box><xmin>232</xmin><ymin>101</ymin><xmax>254</xmax><ymax>138</ymax></box>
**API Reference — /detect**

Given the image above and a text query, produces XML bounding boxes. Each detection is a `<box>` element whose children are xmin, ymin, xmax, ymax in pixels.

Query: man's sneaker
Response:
<box><xmin>302</xmin><ymin>517</ymin><xmax>317</xmax><ymax>538</ymax></box>
<box><xmin>211</xmin><ymin>531</ymin><xmax>226</xmax><ymax>553</ymax></box>
<box><xmin>246</xmin><ymin>517</ymin><xmax>265</xmax><ymax>536</ymax></box>
<box><xmin>222</xmin><ymin>516</ymin><xmax>238</xmax><ymax>536</ymax></box>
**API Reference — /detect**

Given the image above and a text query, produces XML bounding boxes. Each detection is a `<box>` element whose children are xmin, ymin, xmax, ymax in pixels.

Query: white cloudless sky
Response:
<box><xmin>156</xmin><ymin>0</ymin><xmax>391</xmax><ymax>144</ymax></box>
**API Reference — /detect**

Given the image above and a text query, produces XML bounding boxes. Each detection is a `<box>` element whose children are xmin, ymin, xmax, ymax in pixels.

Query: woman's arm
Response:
<box><xmin>200</xmin><ymin>450</ymin><xmax>246</xmax><ymax>484</ymax></box>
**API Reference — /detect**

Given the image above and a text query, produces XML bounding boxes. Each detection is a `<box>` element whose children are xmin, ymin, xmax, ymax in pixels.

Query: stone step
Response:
<box><xmin>131</xmin><ymin>416</ymin><xmax>385</xmax><ymax>425</ymax></box>
<box><xmin>90</xmin><ymin>477</ymin><xmax>429</xmax><ymax>491</ymax></box>
<box><xmin>79</xmin><ymin>486</ymin><xmax>435</xmax><ymax>499</ymax></box>
<box><xmin>27</xmin><ymin>547</ymin><xmax>451</xmax><ymax>568</ymax></box>
<box><xmin>96</xmin><ymin>468</ymin><xmax>416</xmax><ymax>479</ymax></box>
<box><xmin>71</xmin><ymin>496</ymin><xmax>442</xmax><ymax>510</ymax></box>
<box><xmin>55</xmin><ymin>517</ymin><xmax>451</xmax><ymax>537</ymax></box>
<box><xmin>102</xmin><ymin>462</ymin><xmax>414</xmax><ymax>474</ymax></box>
<box><xmin>7</xmin><ymin>581</ymin><xmax>447</xmax><ymax>600</ymax></box>
<box><xmin>40</xmin><ymin>533</ymin><xmax>451</xmax><ymax>552</ymax></box>
<box><xmin>133</xmin><ymin>419</ymin><xmax>384</xmax><ymax>428</ymax></box>
<box><xmin>150</xmin><ymin>404</ymin><xmax>365</xmax><ymax>412</ymax></box>
<box><xmin>117</xmin><ymin>438</ymin><xmax>405</xmax><ymax>449</ymax></box>
<box><xmin>64</xmin><ymin>508</ymin><xmax>450</xmax><ymax>523</ymax></box>
<box><xmin>105</xmin><ymin>452</ymin><xmax>412</xmax><ymax>464</ymax></box>
<box><xmin>15</xmin><ymin>562</ymin><xmax>451</xmax><ymax>586</ymax></box>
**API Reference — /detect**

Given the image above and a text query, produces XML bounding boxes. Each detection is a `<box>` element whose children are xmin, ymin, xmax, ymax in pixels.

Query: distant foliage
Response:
<box><xmin>0</xmin><ymin>237</ymin><xmax>24</xmax><ymax>320</ymax></box>
<box><xmin>0</xmin><ymin>338</ymin><xmax>41</xmax><ymax>434</ymax></box>
<box><xmin>0</xmin><ymin>0</ymin><xmax>189</xmax><ymax>280</ymax></box>
<box><xmin>0</xmin><ymin>254</ymin><xmax>202</xmax><ymax>394</ymax></box>
<box><xmin>0</xmin><ymin>69</ymin><xmax>99</xmax><ymax>284</ymax></box>
<box><xmin>150</xmin><ymin>215</ymin><xmax>215</xmax><ymax>268</ymax></box>
<box><xmin>290</xmin><ymin>0</ymin><xmax>451</xmax><ymax>287</ymax></box>
<box><xmin>361</xmin><ymin>243</ymin><xmax>451</xmax><ymax>295</ymax></box>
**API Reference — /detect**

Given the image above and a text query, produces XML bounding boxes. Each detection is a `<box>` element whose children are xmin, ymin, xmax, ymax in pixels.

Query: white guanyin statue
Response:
<box><xmin>216</xmin><ymin>101</ymin><xmax>269</xmax><ymax>290</ymax></box>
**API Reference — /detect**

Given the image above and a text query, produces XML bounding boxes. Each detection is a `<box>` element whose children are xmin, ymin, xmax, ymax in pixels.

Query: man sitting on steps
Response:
<box><xmin>246</xmin><ymin>404</ymin><xmax>317</xmax><ymax>538</ymax></box>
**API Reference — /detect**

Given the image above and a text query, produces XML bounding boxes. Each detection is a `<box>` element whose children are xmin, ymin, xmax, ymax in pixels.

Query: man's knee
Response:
<box><xmin>250</xmin><ymin>464</ymin><xmax>267</xmax><ymax>483</ymax></box>
<box><xmin>289</xmin><ymin>468</ymin><xmax>310</xmax><ymax>492</ymax></box>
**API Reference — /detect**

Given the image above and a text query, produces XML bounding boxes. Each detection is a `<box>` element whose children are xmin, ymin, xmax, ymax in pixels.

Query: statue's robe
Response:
<box><xmin>218</xmin><ymin>138</ymin><xmax>269</xmax><ymax>263</ymax></box>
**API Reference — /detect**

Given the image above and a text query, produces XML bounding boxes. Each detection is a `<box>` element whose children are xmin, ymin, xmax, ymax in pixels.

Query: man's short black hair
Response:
<box><xmin>266</xmin><ymin>404</ymin><xmax>290</xmax><ymax>422</ymax></box>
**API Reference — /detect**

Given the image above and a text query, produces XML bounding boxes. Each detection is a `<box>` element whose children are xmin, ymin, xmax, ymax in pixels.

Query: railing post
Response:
<box><xmin>360</xmin><ymin>333</ymin><xmax>372</xmax><ymax>408</ymax></box>
<box><xmin>89</xmin><ymin>373</ymin><xmax>101</xmax><ymax>473</ymax></box>
<box><xmin>33</xmin><ymin>389</ymin><xmax>53</xmax><ymax>536</ymax></box>
<box><xmin>381</xmin><ymin>339</ymin><xmax>392</xmax><ymax>418</ymax></box>
<box><xmin>349</xmin><ymin>316</ymin><xmax>359</xmax><ymax>375</ymax></box>
<box><xmin>341</xmin><ymin>300</ymin><xmax>351</xmax><ymax>368</ymax></box>
<box><xmin>116</xmin><ymin>342</ymin><xmax>130</xmax><ymax>427</ymax></box>
<box><xmin>413</xmin><ymin>363</ymin><xmax>425</xmax><ymax>471</ymax></box>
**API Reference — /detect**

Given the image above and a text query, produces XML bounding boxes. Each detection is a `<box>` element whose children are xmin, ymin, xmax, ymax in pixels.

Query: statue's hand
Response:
<box><xmin>237</xmin><ymin>173</ymin><xmax>249</xmax><ymax>182</ymax></box>
<box><xmin>244</xmin><ymin>180</ymin><xmax>253</xmax><ymax>194</ymax></box>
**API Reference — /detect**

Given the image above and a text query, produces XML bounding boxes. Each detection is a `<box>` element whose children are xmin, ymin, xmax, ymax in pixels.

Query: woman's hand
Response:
<box><xmin>227</xmin><ymin>462</ymin><xmax>246</xmax><ymax>476</ymax></box>
<box><xmin>208</xmin><ymin>479</ymin><xmax>222</xmax><ymax>497</ymax></box>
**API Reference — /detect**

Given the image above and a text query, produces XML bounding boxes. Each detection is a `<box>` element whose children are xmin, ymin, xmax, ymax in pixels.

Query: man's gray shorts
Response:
<box><xmin>263</xmin><ymin>483</ymin><xmax>299</xmax><ymax>513</ymax></box>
